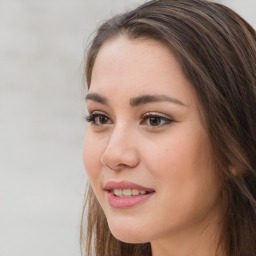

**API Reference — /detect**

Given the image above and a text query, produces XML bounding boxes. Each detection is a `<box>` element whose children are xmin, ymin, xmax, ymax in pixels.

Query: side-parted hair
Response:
<box><xmin>81</xmin><ymin>1</ymin><xmax>256</xmax><ymax>255</ymax></box>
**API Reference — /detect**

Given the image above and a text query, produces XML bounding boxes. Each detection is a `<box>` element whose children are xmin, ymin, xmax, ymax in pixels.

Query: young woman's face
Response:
<box><xmin>84</xmin><ymin>36</ymin><xmax>222</xmax><ymax>245</ymax></box>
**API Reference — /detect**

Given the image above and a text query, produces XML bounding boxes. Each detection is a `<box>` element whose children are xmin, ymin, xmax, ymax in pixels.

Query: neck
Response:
<box><xmin>150</xmin><ymin>213</ymin><xmax>225</xmax><ymax>256</ymax></box>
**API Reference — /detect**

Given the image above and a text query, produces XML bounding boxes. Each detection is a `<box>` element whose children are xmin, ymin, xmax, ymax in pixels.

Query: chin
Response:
<box><xmin>107</xmin><ymin>219</ymin><xmax>150</xmax><ymax>244</ymax></box>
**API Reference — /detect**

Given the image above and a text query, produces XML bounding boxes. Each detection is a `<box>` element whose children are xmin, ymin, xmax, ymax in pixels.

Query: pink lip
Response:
<box><xmin>104</xmin><ymin>180</ymin><xmax>155</xmax><ymax>209</ymax></box>
<box><xmin>104</xmin><ymin>180</ymin><xmax>154</xmax><ymax>192</ymax></box>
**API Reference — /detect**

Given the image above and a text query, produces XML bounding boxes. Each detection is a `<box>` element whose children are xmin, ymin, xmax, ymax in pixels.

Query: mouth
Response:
<box><xmin>104</xmin><ymin>181</ymin><xmax>155</xmax><ymax>208</ymax></box>
<box><xmin>111</xmin><ymin>188</ymin><xmax>150</xmax><ymax>197</ymax></box>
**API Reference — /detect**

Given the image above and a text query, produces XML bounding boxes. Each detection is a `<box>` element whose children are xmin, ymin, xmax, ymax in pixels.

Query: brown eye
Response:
<box><xmin>141</xmin><ymin>113</ymin><xmax>173</xmax><ymax>128</ymax></box>
<box><xmin>149</xmin><ymin>116</ymin><xmax>161</xmax><ymax>126</ymax></box>
<box><xmin>86</xmin><ymin>113</ymin><xmax>111</xmax><ymax>126</ymax></box>
<box><xmin>96</xmin><ymin>115</ymin><xmax>109</xmax><ymax>125</ymax></box>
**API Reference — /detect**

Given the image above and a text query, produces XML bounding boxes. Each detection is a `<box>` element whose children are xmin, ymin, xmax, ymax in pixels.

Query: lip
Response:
<box><xmin>104</xmin><ymin>180</ymin><xmax>155</xmax><ymax>209</ymax></box>
<box><xmin>104</xmin><ymin>180</ymin><xmax>154</xmax><ymax>192</ymax></box>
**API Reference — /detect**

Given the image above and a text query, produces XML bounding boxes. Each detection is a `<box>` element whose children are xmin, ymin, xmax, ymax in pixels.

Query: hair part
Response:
<box><xmin>82</xmin><ymin>1</ymin><xmax>256</xmax><ymax>255</ymax></box>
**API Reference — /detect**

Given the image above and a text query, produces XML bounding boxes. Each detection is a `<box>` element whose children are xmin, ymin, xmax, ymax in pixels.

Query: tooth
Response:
<box><xmin>123</xmin><ymin>189</ymin><xmax>132</xmax><ymax>196</ymax></box>
<box><xmin>114</xmin><ymin>189</ymin><xmax>122</xmax><ymax>196</ymax></box>
<box><xmin>131</xmin><ymin>189</ymin><xmax>139</xmax><ymax>196</ymax></box>
<box><xmin>139</xmin><ymin>190</ymin><xmax>146</xmax><ymax>195</ymax></box>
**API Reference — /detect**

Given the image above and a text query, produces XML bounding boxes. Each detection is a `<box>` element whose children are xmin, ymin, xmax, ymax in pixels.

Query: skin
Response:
<box><xmin>84</xmin><ymin>35</ymin><xmax>224</xmax><ymax>256</ymax></box>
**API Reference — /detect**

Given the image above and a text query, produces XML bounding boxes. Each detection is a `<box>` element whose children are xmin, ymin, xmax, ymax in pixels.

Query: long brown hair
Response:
<box><xmin>81</xmin><ymin>1</ymin><xmax>256</xmax><ymax>255</ymax></box>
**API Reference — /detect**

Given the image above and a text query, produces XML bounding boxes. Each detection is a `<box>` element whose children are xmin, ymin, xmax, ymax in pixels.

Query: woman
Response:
<box><xmin>81</xmin><ymin>0</ymin><xmax>256</xmax><ymax>255</ymax></box>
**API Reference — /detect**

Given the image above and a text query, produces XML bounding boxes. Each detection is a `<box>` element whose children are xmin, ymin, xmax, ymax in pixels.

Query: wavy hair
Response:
<box><xmin>81</xmin><ymin>1</ymin><xmax>256</xmax><ymax>255</ymax></box>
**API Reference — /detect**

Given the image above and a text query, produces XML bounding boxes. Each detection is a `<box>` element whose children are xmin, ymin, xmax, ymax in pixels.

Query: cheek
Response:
<box><xmin>141</xmin><ymin>130</ymin><xmax>202</xmax><ymax>177</ymax></box>
<box><xmin>83</xmin><ymin>132</ymin><xmax>104</xmax><ymax>185</ymax></box>
<box><xmin>141</xmin><ymin>128</ymin><xmax>217</xmax><ymax>199</ymax></box>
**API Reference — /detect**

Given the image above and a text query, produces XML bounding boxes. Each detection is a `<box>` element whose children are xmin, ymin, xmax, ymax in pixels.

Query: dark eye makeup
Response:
<box><xmin>85</xmin><ymin>112</ymin><xmax>174</xmax><ymax>128</ymax></box>
<box><xmin>141</xmin><ymin>113</ymin><xmax>173</xmax><ymax>127</ymax></box>
<box><xmin>85</xmin><ymin>112</ymin><xmax>111</xmax><ymax>126</ymax></box>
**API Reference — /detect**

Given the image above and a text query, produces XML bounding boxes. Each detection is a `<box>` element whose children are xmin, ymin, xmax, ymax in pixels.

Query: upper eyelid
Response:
<box><xmin>87</xmin><ymin>110</ymin><xmax>174</xmax><ymax>121</ymax></box>
<box><xmin>143</xmin><ymin>112</ymin><xmax>169</xmax><ymax>117</ymax></box>
<box><xmin>89</xmin><ymin>112</ymin><xmax>111</xmax><ymax>120</ymax></box>
<box><xmin>88</xmin><ymin>110</ymin><xmax>109</xmax><ymax>116</ymax></box>
<box><xmin>86</xmin><ymin>112</ymin><xmax>112</xmax><ymax>126</ymax></box>
<box><xmin>141</xmin><ymin>113</ymin><xmax>173</xmax><ymax>123</ymax></box>
<box><xmin>142</xmin><ymin>112</ymin><xmax>174</xmax><ymax>120</ymax></box>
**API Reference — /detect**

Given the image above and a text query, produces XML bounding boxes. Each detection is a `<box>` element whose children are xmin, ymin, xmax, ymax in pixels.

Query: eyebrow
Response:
<box><xmin>130</xmin><ymin>94</ymin><xmax>186</xmax><ymax>107</ymax></box>
<box><xmin>86</xmin><ymin>93</ymin><xmax>109</xmax><ymax>105</ymax></box>
<box><xmin>86</xmin><ymin>92</ymin><xmax>186</xmax><ymax>107</ymax></box>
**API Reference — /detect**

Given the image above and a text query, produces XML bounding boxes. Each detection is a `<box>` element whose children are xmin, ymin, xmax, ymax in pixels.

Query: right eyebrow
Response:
<box><xmin>86</xmin><ymin>93</ymin><xmax>109</xmax><ymax>105</ymax></box>
<box><xmin>130</xmin><ymin>94</ymin><xmax>186</xmax><ymax>107</ymax></box>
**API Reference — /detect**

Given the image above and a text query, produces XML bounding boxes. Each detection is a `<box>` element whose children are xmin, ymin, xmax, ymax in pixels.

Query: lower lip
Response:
<box><xmin>106</xmin><ymin>191</ymin><xmax>154</xmax><ymax>209</ymax></box>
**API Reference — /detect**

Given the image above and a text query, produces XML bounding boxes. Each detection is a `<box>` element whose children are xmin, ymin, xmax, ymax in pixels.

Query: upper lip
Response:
<box><xmin>104</xmin><ymin>180</ymin><xmax>155</xmax><ymax>192</ymax></box>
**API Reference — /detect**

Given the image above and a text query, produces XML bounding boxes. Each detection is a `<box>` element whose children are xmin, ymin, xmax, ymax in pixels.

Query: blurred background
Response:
<box><xmin>0</xmin><ymin>0</ymin><xmax>255</xmax><ymax>255</ymax></box>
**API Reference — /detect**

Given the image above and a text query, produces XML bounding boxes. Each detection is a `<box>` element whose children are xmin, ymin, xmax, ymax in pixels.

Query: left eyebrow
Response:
<box><xmin>86</xmin><ymin>93</ymin><xmax>109</xmax><ymax>105</ymax></box>
<box><xmin>130</xmin><ymin>94</ymin><xmax>186</xmax><ymax>107</ymax></box>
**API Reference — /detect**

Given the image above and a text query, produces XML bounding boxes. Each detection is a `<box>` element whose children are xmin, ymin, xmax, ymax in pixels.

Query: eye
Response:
<box><xmin>85</xmin><ymin>112</ymin><xmax>112</xmax><ymax>126</ymax></box>
<box><xmin>141</xmin><ymin>113</ymin><xmax>173</xmax><ymax>127</ymax></box>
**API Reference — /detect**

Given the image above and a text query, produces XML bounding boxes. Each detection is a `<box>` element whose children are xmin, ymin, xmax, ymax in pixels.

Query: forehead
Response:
<box><xmin>89</xmin><ymin>35</ymin><xmax>196</xmax><ymax>107</ymax></box>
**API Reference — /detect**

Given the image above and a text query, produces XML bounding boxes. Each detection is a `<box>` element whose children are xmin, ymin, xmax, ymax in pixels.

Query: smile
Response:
<box><xmin>104</xmin><ymin>181</ymin><xmax>155</xmax><ymax>208</ymax></box>
<box><xmin>113</xmin><ymin>188</ymin><xmax>147</xmax><ymax>197</ymax></box>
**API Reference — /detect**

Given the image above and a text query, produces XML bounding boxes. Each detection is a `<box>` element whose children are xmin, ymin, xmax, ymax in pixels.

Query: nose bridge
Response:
<box><xmin>111</xmin><ymin>121</ymin><xmax>131</xmax><ymax>144</ymax></box>
<box><xmin>101</xmin><ymin>122</ymin><xmax>139</xmax><ymax>170</ymax></box>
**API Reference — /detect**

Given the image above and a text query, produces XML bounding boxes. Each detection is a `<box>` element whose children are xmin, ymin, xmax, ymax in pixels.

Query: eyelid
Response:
<box><xmin>87</xmin><ymin>110</ymin><xmax>108</xmax><ymax>116</ymax></box>
<box><xmin>85</xmin><ymin>111</ymin><xmax>112</xmax><ymax>126</ymax></box>
<box><xmin>142</xmin><ymin>112</ymin><xmax>173</xmax><ymax>119</ymax></box>
<box><xmin>141</xmin><ymin>112</ymin><xmax>174</xmax><ymax>127</ymax></box>
<box><xmin>85</xmin><ymin>110</ymin><xmax>174</xmax><ymax>128</ymax></box>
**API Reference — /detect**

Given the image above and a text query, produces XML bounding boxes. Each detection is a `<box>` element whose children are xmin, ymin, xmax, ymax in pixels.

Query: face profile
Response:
<box><xmin>81</xmin><ymin>1</ymin><xmax>256</xmax><ymax>256</ymax></box>
<box><xmin>84</xmin><ymin>36</ymin><xmax>222</xmax><ymax>252</ymax></box>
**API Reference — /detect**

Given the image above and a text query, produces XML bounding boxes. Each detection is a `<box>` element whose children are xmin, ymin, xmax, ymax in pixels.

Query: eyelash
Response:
<box><xmin>85</xmin><ymin>112</ymin><xmax>173</xmax><ymax>127</ymax></box>
<box><xmin>85</xmin><ymin>113</ymin><xmax>111</xmax><ymax>126</ymax></box>
<box><xmin>141</xmin><ymin>113</ymin><xmax>173</xmax><ymax>127</ymax></box>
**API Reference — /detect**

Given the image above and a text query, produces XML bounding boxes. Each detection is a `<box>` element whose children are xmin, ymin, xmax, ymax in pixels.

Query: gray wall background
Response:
<box><xmin>0</xmin><ymin>1</ymin><xmax>255</xmax><ymax>256</ymax></box>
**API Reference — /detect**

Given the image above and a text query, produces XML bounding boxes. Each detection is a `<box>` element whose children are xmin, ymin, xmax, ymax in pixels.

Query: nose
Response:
<box><xmin>101</xmin><ymin>126</ymin><xmax>139</xmax><ymax>171</ymax></box>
